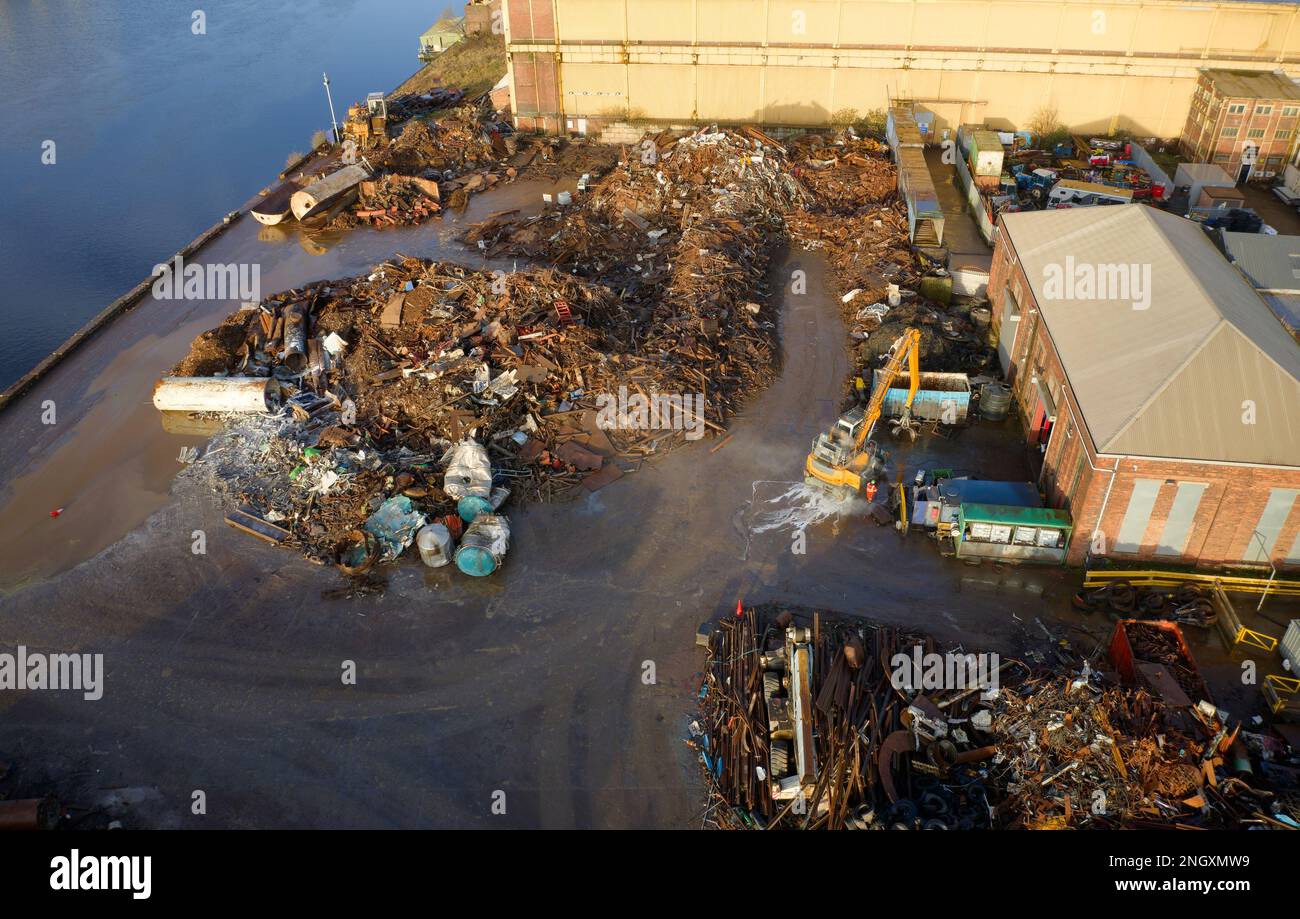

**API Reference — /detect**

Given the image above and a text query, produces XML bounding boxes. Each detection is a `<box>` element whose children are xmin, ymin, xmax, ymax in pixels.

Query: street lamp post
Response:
<box><xmin>322</xmin><ymin>72</ymin><xmax>340</xmax><ymax>145</ymax></box>
<box><xmin>1251</xmin><ymin>530</ymin><xmax>1276</xmax><ymax>613</ymax></box>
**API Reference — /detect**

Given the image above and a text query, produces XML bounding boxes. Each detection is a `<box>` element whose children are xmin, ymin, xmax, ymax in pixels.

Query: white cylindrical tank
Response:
<box><xmin>290</xmin><ymin>165</ymin><xmax>370</xmax><ymax>221</ymax></box>
<box><xmin>152</xmin><ymin>376</ymin><xmax>278</xmax><ymax>413</ymax></box>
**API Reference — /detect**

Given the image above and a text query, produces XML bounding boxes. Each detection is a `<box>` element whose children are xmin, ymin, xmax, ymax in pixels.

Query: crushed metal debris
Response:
<box><xmin>694</xmin><ymin>604</ymin><xmax>1299</xmax><ymax>830</ymax></box>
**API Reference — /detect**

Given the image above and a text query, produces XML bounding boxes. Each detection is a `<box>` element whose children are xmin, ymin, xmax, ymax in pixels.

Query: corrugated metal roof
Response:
<box><xmin>1263</xmin><ymin>294</ymin><xmax>1300</xmax><ymax>333</ymax></box>
<box><xmin>999</xmin><ymin>206</ymin><xmax>1300</xmax><ymax>466</ymax></box>
<box><xmin>1202</xmin><ymin>68</ymin><xmax>1300</xmax><ymax>100</ymax></box>
<box><xmin>1174</xmin><ymin>163</ymin><xmax>1235</xmax><ymax>185</ymax></box>
<box><xmin>1222</xmin><ymin>231</ymin><xmax>1300</xmax><ymax>292</ymax></box>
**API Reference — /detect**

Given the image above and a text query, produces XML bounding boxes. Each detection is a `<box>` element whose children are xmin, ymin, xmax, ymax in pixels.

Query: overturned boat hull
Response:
<box><xmin>291</xmin><ymin>165</ymin><xmax>370</xmax><ymax>221</ymax></box>
<box><xmin>251</xmin><ymin>180</ymin><xmax>301</xmax><ymax>226</ymax></box>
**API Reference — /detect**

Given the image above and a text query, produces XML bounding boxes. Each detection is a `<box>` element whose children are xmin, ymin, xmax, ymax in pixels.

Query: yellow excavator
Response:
<box><xmin>804</xmin><ymin>327</ymin><xmax>922</xmax><ymax>499</ymax></box>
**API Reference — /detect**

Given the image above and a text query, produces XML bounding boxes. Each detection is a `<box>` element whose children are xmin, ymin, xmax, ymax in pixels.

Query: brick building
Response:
<box><xmin>465</xmin><ymin>0</ymin><xmax>502</xmax><ymax>36</ymax></box>
<box><xmin>1179</xmin><ymin>68</ymin><xmax>1300</xmax><ymax>184</ymax></box>
<box><xmin>990</xmin><ymin>205</ymin><xmax>1300</xmax><ymax>570</ymax></box>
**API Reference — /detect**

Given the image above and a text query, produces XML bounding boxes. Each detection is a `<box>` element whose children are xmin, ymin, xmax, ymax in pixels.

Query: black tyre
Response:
<box><xmin>770</xmin><ymin>740</ymin><xmax>792</xmax><ymax>777</ymax></box>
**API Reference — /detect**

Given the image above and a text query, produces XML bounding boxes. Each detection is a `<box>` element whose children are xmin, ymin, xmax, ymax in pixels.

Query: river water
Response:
<box><xmin>0</xmin><ymin>0</ymin><xmax>459</xmax><ymax>389</ymax></box>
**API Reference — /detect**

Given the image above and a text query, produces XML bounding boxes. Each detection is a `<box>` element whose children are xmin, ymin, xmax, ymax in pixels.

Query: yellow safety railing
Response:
<box><xmin>1234</xmin><ymin>627</ymin><xmax>1280</xmax><ymax>652</ymax></box>
<box><xmin>1262</xmin><ymin>677</ymin><xmax>1300</xmax><ymax>715</ymax></box>
<box><xmin>1082</xmin><ymin>569</ymin><xmax>1300</xmax><ymax>597</ymax></box>
<box><xmin>1266</xmin><ymin>674</ymin><xmax>1300</xmax><ymax>695</ymax></box>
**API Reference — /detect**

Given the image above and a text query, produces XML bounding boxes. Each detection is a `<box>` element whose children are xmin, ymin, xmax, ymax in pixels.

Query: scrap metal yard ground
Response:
<box><xmin>1</xmin><ymin>178</ymin><xmax>1110</xmax><ymax>828</ymax></box>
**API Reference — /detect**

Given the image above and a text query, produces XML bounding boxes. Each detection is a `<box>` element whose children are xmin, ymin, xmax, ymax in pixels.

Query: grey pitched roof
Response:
<box><xmin>999</xmin><ymin>206</ymin><xmax>1300</xmax><ymax>466</ymax></box>
<box><xmin>1202</xmin><ymin>68</ymin><xmax>1300</xmax><ymax>100</ymax></box>
<box><xmin>1222</xmin><ymin>231</ymin><xmax>1300</xmax><ymax>292</ymax></box>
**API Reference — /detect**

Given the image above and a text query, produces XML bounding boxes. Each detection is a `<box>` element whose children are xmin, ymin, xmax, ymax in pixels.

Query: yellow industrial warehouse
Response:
<box><xmin>503</xmin><ymin>0</ymin><xmax>1300</xmax><ymax>136</ymax></box>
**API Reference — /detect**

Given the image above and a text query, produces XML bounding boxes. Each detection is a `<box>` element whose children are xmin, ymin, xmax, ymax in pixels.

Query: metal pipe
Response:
<box><xmin>0</xmin><ymin>797</ymin><xmax>59</xmax><ymax>830</ymax></box>
<box><xmin>282</xmin><ymin>302</ymin><xmax>309</xmax><ymax>373</ymax></box>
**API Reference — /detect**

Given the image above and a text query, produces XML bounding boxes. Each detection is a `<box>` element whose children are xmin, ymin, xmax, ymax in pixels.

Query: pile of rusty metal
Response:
<box><xmin>695</xmin><ymin>604</ymin><xmax>1008</xmax><ymax>829</ymax></box>
<box><xmin>385</xmin><ymin>88</ymin><xmax>466</xmax><ymax>122</ymax></box>
<box><xmin>349</xmin><ymin>174</ymin><xmax>444</xmax><ymax>228</ymax></box>
<box><xmin>983</xmin><ymin>672</ymin><xmax>1273</xmax><ymax>829</ymax></box>
<box><xmin>788</xmin><ymin>131</ymin><xmax>896</xmax><ymax>212</ymax></box>
<box><xmin>464</xmin><ymin>125</ymin><xmax>809</xmax><ymax>303</ymax></box>
<box><xmin>503</xmin><ymin>135</ymin><xmax>621</xmax><ymax>182</ymax></box>
<box><xmin>694</xmin><ymin>604</ymin><xmax>1291</xmax><ymax>830</ymax></box>
<box><xmin>158</xmin><ymin>246</ymin><xmax>784</xmax><ymax>569</ymax></box>
<box><xmin>373</xmin><ymin>113</ymin><xmax>502</xmax><ymax>176</ymax></box>
<box><xmin>787</xmin><ymin>205</ymin><xmax>915</xmax><ymax>298</ymax></box>
<box><xmin>782</xmin><ymin>136</ymin><xmax>997</xmax><ymax>378</ymax></box>
<box><xmin>327</xmin><ymin>111</ymin><xmax>514</xmax><ymax>230</ymax></box>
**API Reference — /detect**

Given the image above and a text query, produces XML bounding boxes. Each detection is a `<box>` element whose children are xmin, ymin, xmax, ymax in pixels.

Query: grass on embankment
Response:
<box><xmin>392</xmin><ymin>33</ymin><xmax>506</xmax><ymax>99</ymax></box>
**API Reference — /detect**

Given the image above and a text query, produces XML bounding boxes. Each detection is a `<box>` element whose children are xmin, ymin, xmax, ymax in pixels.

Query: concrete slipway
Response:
<box><xmin>0</xmin><ymin>176</ymin><xmax>1243</xmax><ymax>829</ymax></box>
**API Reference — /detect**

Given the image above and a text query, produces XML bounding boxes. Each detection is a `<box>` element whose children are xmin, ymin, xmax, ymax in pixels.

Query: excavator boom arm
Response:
<box><xmin>853</xmin><ymin>328</ymin><xmax>922</xmax><ymax>451</ymax></box>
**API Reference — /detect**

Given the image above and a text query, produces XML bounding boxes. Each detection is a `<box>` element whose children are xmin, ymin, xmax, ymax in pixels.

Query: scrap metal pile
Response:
<box><xmin>694</xmin><ymin>604</ymin><xmax>1295</xmax><ymax>830</ymax></box>
<box><xmin>506</xmin><ymin>137</ymin><xmax>621</xmax><ymax>182</ymax></box>
<box><xmin>384</xmin><ymin>88</ymin><xmax>467</xmax><ymax>122</ymax></box>
<box><xmin>329</xmin><ymin>110</ymin><xmax>511</xmax><ymax>230</ymax></box>
<box><xmin>328</xmin><ymin>112</ymin><xmax>621</xmax><ymax>231</ymax></box>
<box><xmin>784</xmin><ymin>131</ymin><xmax>996</xmax><ymax>377</ymax></box>
<box><xmin>158</xmin><ymin>231</ymin><xmax>798</xmax><ymax>569</ymax></box>
<box><xmin>464</xmin><ymin>125</ymin><xmax>809</xmax><ymax>306</ymax></box>
<box><xmin>372</xmin><ymin>110</ymin><xmax>501</xmax><ymax>177</ymax></box>
<box><xmin>787</xmin><ymin>132</ymin><xmax>896</xmax><ymax>212</ymax></box>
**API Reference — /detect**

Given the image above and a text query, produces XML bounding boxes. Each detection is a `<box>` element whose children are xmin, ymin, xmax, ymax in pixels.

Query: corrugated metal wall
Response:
<box><xmin>505</xmin><ymin>0</ymin><xmax>1300</xmax><ymax>136</ymax></box>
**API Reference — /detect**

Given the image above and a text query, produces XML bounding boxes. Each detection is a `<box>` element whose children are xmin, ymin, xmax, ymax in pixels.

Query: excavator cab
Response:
<box><xmin>810</xmin><ymin>406</ymin><xmax>865</xmax><ymax>467</ymax></box>
<box><xmin>805</xmin><ymin>409</ymin><xmax>885</xmax><ymax>497</ymax></box>
<box><xmin>803</xmin><ymin>327</ymin><xmax>921</xmax><ymax>499</ymax></box>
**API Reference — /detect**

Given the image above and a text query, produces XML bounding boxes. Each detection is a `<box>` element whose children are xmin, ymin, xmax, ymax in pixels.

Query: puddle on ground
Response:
<box><xmin>0</xmin><ymin>177</ymin><xmax>581</xmax><ymax>588</ymax></box>
<box><xmin>749</xmin><ymin>481</ymin><xmax>870</xmax><ymax>536</ymax></box>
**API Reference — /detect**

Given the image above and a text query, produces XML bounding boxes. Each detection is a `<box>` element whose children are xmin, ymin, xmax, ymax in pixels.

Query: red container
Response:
<box><xmin>1109</xmin><ymin>618</ymin><xmax>1208</xmax><ymax>701</ymax></box>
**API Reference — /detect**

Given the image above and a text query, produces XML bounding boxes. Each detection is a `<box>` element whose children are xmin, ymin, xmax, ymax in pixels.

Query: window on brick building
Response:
<box><xmin>1115</xmin><ymin>480</ymin><xmax>1162</xmax><ymax>553</ymax></box>
<box><xmin>1228</xmin><ymin>103</ymin><xmax>1247</xmax><ymax>114</ymax></box>
<box><xmin>1277</xmin><ymin>130</ymin><xmax>1291</xmax><ymax>140</ymax></box>
<box><xmin>1213</xmin><ymin>153</ymin><xmax>1229</xmax><ymax>161</ymax></box>
<box><xmin>1247</xmin><ymin>128</ymin><xmax>1266</xmax><ymax>139</ymax></box>
<box><xmin>1222</xmin><ymin>127</ymin><xmax>1239</xmax><ymax>138</ymax></box>
<box><xmin>1257</xmin><ymin>104</ymin><xmax>1273</xmax><ymax>115</ymax></box>
<box><xmin>1244</xmin><ymin>488</ymin><xmax>1299</xmax><ymax>563</ymax></box>
<box><xmin>1155</xmin><ymin>483</ymin><xmax>1208</xmax><ymax>557</ymax></box>
<box><xmin>1284</xmin><ymin>106</ymin><xmax>1300</xmax><ymax>116</ymax></box>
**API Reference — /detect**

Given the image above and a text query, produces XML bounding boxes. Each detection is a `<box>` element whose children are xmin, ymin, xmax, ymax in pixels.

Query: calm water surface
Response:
<box><xmin>0</xmin><ymin>0</ymin><xmax>457</xmax><ymax>388</ymax></box>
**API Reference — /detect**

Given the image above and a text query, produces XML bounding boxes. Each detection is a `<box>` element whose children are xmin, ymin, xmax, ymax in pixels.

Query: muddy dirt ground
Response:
<box><xmin>0</xmin><ymin>173</ymin><xmax>1289</xmax><ymax>829</ymax></box>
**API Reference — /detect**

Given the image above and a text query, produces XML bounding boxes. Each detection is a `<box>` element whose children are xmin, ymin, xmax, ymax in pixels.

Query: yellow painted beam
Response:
<box><xmin>1083</xmin><ymin>570</ymin><xmax>1300</xmax><ymax>596</ymax></box>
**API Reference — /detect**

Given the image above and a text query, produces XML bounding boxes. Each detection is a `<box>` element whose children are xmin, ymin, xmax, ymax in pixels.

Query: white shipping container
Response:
<box><xmin>1282</xmin><ymin>619</ymin><xmax>1300</xmax><ymax>672</ymax></box>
